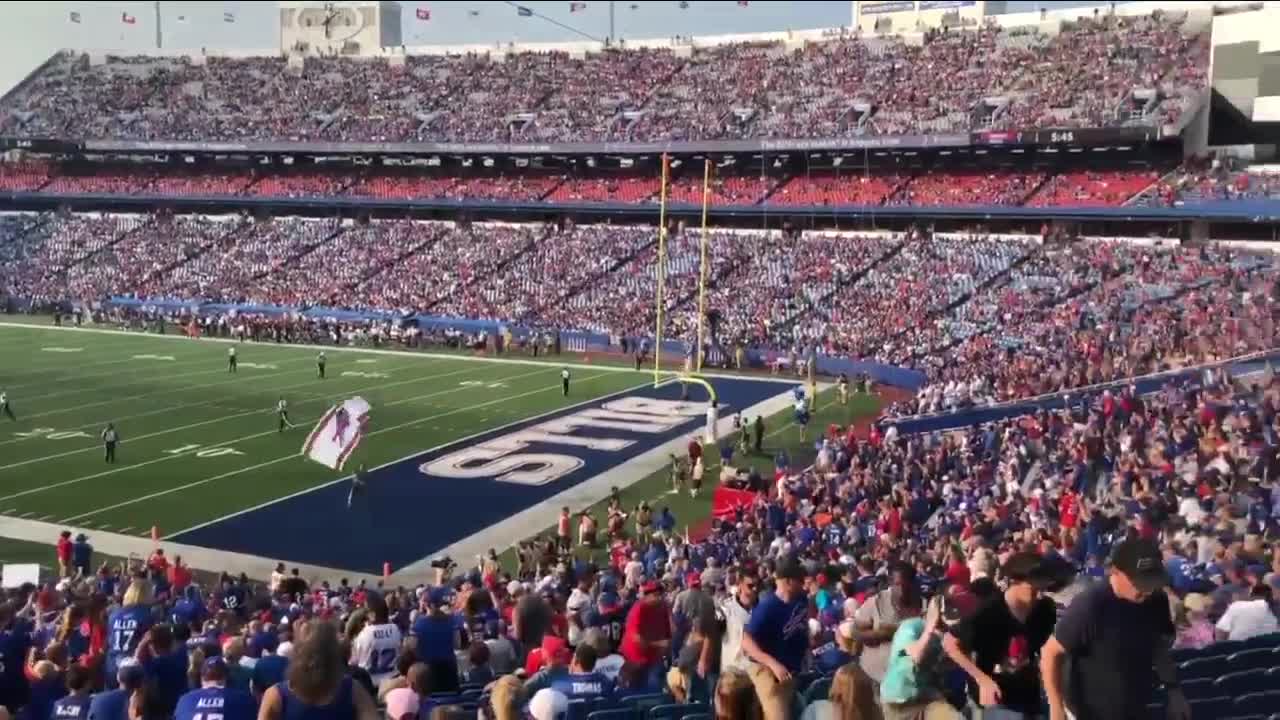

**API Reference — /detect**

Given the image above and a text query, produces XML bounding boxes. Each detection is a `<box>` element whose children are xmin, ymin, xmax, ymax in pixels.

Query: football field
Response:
<box><xmin>0</xmin><ymin>320</ymin><xmax>795</xmax><ymax>579</ymax></box>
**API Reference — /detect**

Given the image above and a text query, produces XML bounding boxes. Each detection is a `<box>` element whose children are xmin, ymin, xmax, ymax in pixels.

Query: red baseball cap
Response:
<box><xmin>685</xmin><ymin>572</ymin><xmax>701</xmax><ymax>588</ymax></box>
<box><xmin>640</xmin><ymin>580</ymin><xmax>661</xmax><ymax>594</ymax></box>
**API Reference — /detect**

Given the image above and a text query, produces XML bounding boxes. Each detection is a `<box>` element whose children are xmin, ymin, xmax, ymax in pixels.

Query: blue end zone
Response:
<box><xmin>171</xmin><ymin>376</ymin><xmax>788</xmax><ymax>573</ymax></box>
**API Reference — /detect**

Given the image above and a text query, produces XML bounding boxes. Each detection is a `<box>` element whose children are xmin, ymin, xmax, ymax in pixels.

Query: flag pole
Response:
<box><xmin>696</xmin><ymin>158</ymin><xmax>711</xmax><ymax>374</ymax></box>
<box><xmin>654</xmin><ymin>153</ymin><xmax>670</xmax><ymax>388</ymax></box>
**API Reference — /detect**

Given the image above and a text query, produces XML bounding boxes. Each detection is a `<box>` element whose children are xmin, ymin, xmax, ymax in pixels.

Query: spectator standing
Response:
<box><xmin>855</xmin><ymin>563</ymin><xmax>925</xmax><ymax>683</ymax></box>
<box><xmin>1215</xmin><ymin>584</ymin><xmax>1280</xmax><ymax>641</ymax></box>
<box><xmin>173</xmin><ymin>657</ymin><xmax>254</xmax><ymax>720</ymax></box>
<box><xmin>1040</xmin><ymin>538</ymin><xmax>1188</xmax><ymax>720</ymax></box>
<box><xmin>619</xmin><ymin>581</ymin><xmax>671</xmax><ymax>691</ymax></box>
<box><xmin>55</xmin><ymin>533</ymin><xmax>72</xmax><ymax>578</ymax></box>
<box><xmin>71</xmin><ymin>536</ymin><xmax>92</xmax><ymax>578</ymax></box>
<box><xmin>411</xmin><ymin>588</ymin><xmax>461</xmax><ymax>694</ymax></box>
<box><xmin>257</xmin><ymin>622</ymin><xmax>378</xmax><ymax>720</ymax></box>
<box><xmin>943</xmin><ymin>551</ymin><xmax>1059</xmax><ymax>718</ymax></box>
<box><xmin>742</xmin><ymin>557</ymin><xmax>810</xmax><ymax>720</ymax></box>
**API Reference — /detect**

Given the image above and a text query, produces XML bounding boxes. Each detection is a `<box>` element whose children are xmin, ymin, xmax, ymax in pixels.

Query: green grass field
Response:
<box><xmin>0</xmin><ymin>320</ymin><xmax>650</xmax><ymax>540</ymax></box>
<box><xmin>0</xmin><ymin>318</ymin><xmax>885</xmax><ymax>581</ymax></box>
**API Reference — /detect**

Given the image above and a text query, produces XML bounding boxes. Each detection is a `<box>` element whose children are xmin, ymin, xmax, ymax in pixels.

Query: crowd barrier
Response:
<box><xmin>889</xmin><ymin>347</ymin><xmax>1280</xmax><ymax>435</ymax></box>
<box><xmin>96</xmin><ymin>297</ymin><xmax>932</xmax><ymax>388</ymax></box>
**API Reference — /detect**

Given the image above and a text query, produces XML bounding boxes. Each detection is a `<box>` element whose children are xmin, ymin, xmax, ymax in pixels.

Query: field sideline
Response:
<box><xmin>0</xmin><ymin>322</ymin><xmax>647</xmax><ymax>536</ymax></box>
<box><xmin>0</xmin><ymin>319</ymin><xmax>817</xmax><ymax>579</ymax></box>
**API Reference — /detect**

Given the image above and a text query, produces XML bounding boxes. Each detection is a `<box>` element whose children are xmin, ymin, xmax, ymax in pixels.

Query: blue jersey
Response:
<box><xmin>86</xmin><ymin>690</ymin><xmax>130</xmax><ymax>720</ymax></box>
<box><xmin>143</xmin><ymin>649</ymin><xmax>190</xmax><ymax>715</ymax></box>
<box><xmin>549</xmin><ymin>672</ymin><xmax>613</xmax><ymax>701</ymax></box>
<box><xmin>174</xmin><ymin>686</ymin><xmax>256</xmax><ymax>720</ymax></box>
<box><xmin>0</xmin><ymin>623</ymin><xmax>34</xmax><ymax>709</ymax></box>
<box><xmin>107</xmin><ymin>606</ymin><xmax>152</xmax><ymax>660</ymax></box>
<box><xmin>51</xmin><ymin>694</ymin><xmax>92</xmax><ymax>720</ymax></box>
<box><xmin>586</xmin><ymin>606</ymin><xmax>628</xmax><ymax>652</ymax></box>
<box><xmin>412</xmin><ymin>614</ymin><xmax>459</xmax><ymax>663</ymax></box>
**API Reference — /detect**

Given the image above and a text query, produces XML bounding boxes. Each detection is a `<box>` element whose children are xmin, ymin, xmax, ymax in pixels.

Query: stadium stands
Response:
<box><xmin>0</xmin><ymin>12</ymin><xmax>1208</xmax><ymax>144</ymax></box>
<box><xmin>3</xmin><ymin>162</ymin><xmax>1183</xmax><ymax>208</ymax></box>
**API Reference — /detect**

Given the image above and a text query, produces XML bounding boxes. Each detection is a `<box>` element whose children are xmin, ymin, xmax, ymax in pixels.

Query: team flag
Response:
<box><xmin>570</xmin><ymin>2</ymin><xmax>586</xmax><ymax>11</ymax></box>
<box><xmin>303</xmin><ymin>397</ymin><xmax>371</xmax><ymax>471</ymax></box>
<box><xmin>121</xmin><ymin>12</ymin><xmax>137</xmax><ymax>24</ymax></box>
<box><xmin>416</xmin><ymin>7</ymin><xmax>431</xmax><ymax>20</ymax></box>
<box><xmin>69</xmin><ymin>11</ymin><xmax>81</xmax><ymax>23</ymax></box>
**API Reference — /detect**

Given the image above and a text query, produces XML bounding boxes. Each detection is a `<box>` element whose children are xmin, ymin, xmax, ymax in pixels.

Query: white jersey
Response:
<box><xmin>352</xmin><ymin>622</ymin><xmax>403</xmax><ymax>683</ymax></box>
<box><xmin>0</xmin><ymin>392</ymin><xmax>6</xmax><ymax>405</ymax></box>
<box><xmin>228</xmin><ymin>347</ymin><xmax>236</xmax><ymax>358</ymax></box>
<box><xmin>704</xmin><ymin>406</ymin><xmax>718</xmax><ymax>444</ymax></box>
<box><xmin>277</xmin><ymin>400</ymin><xmax>287</xmax><ymax>412</ymax></box>
<box><xmin>561</xmin><ymin>369</ymin><xmax>570</xmax><ymax>380</ymax></box>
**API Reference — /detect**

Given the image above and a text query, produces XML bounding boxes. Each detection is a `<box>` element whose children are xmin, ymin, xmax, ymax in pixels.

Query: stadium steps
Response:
<box><xmin>755</xmin><ymin>174</ymin><xmax>791</xmax><ymax>205</ymax></box>
<box><xmin>536</xmin><ymin>177</ymin><xmax>567</xmax><ymax>202</ymax></box>
<box><xmin>350</xmin><ymin>225</ymin><xmax>447</xmax><ymax>291</ymax></box>
<box><xmin>881</xmin><ymin>174</ymin><xmax>917</xmax><ymax>205</ymax></box>
<box><xmin>421</xmin><ymin>225</ymin><xmax>550</xmax><ymax>314</ymax></box>
<box><xmin>746</xmin><ymin>237</ymin><xmax>906</xmax><ymax>338</ymax></box>
<box><xmin>935</xmin><ymin>250</ymin><xmax>1039</xmax><ymax>318</ymax></box>
<box><xmin>1018</xmin><ymin>173</ymin><xmax>1054</xmax><ymax>205</ymax></box>
<box><xmin>1124</xmin><ymin>166</ymin><xmax>1182</xmax><ymax>207</ymax></box>
<box><xmin>524</xmin><ymin>235</ymin><xmax>660</xmax><ymax>322</ymax></box>
<box><xmin>141</xmin><ymin>217</ymin><xmax>255</xmax><ymax>286</ymax></box>
<box><xmin>60</xmin><ymin>216</ymin><xmax>157</xmax><ymax>272</ymax></box>
<box><xmin>249</xmin><ymin>223</ymin><xmax>348</xmax><ymax>281</ymax></box>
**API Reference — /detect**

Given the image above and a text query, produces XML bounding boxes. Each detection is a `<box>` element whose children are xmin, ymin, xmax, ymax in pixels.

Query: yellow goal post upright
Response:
<box><xmin>652</xmin><ymin>154</ymin><xmax>718</xmax><ymax>407</ymax></box>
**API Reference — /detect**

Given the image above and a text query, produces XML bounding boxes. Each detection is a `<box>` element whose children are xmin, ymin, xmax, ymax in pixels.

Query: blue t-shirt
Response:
<box><xmin>412</xmin><ymin>614</ymin><xmax>458</xmax><ymax>662</ymax></box>
<box><xmin>174</xmin><ymin>686</ymin><xmax>256</xmax><ymax>720</ymax></box>
<box><xmin>0</xmin><ymin>623</ymin><xmax>34</xmax><ymax>709</ymax></box>
<box><xmin>143</xmin><ymin>649</ymin><xmax>190</xmax><ymax>714</ymax></box>
<box><xmin>86</xmin><ymin>690</ymin><xmax>130</xmax><ymax>720</ymax></box>
<box><xmin>744</xmin><ymin>590</ymin><xmax>809</xmax><ymax>674</ymax></box>
<box><xmin>252</xmin><ymin>656</ymin><xmax>289</xmax><ymax>696</ymax></box>
<box><xmin>51</xmin><ymin>694</ymin><xmax>92</xmax><ymax>720</ymax></box>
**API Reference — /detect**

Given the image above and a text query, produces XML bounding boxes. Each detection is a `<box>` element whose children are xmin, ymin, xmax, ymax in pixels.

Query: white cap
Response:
<box><xmin>528</xmin><ymin>688</ymin><xmax>569</xmax><ymax>720</ymax></box>
<box><xmin>276</xmin><ymin>641</ymin><xmax>294</xmax><ymax>658</ymax></box>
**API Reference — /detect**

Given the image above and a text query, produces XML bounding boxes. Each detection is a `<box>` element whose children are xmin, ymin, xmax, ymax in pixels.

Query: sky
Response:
<box><xmin>0</xmin><ymin>1</ymin><xmax>1119</xmax><ymax>96</ymax></box>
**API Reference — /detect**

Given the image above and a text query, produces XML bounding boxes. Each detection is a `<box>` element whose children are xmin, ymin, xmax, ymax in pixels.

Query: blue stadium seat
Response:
<box><xmin>802</xmin><ymin>677</ymin><xmax>833</xmax><ymax>706</ymax></box>
<box><xmin>649</xmin><ymin>703</ymin><xmax>710</xmax><ymax>720</ymax></box>
<box><xmin>1180</xmin><ymin>677</ymin><xmax>1219</xmax><ymax>699</ymax></box>
<box><xmin>587</xmin><ymin>711</ymin><xmax>635</xmax><ymax>720</ymax></box>
<box><xmin>1233</xmin><ymin>691</ymin><xmax>1280</xmax><ymax>717</ymax></box>
<box><xmin>1242</xmin><ymin>633</ymin><xmax>1280</xmax><ymax>651</ymax></box>
<box><xmin>568</xmin><ymin>699</ymin><xmax>593</xmax><ymax>720</ymax></box>
<box><xmin>1226</xmin><ymin>648</ymin><xmax>1280</xmax><ymax>674</ymax></box>
<box><xmin>459</xmin><ymin>688</ymin><xmax>483</xmax><ymax>702</ymax></box>
<box><xmin>1179</xmin><ymin>656</ymin><xmax>1230</xmax><ymax>681</ymax></box>
<box><xmin>1216</xmin><ymin>669</ymin><xmax>1274</xmax><ymax>696</ymax></box>
<box><xmin>459</xmin><ymin>683</ymin><xmax>487</xmax><ymax>692</ymax></box>
<box><xmin>621</xmin><ymin>694</ymin><xmax>670</xmax><ymax>713</ymax></box>
<box><xmin>1190</xmin><ymin>696</ymin><xmax>1237</xmax><ymax>718</ymax></box>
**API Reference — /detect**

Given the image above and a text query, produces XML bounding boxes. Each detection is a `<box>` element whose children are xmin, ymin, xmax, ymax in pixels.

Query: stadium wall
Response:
<box><xmin>889</xmin><ymin>347</ymin><xmax>1280</xmax><ymax>435</ymax></box>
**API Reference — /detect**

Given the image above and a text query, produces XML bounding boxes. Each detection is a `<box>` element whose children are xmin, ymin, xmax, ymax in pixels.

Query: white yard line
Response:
<box><xmin>9</xmin><ymin>355</ymin><xmax>152</xmax><ymax>389</ymax></box>
<box><xmin>0</xmin><ymin>364</ymin><xmax>558</xmax><ymax>504</ymax></box>
<box><xmin>0</xmin><ymin>321</ymin><xmax>792</xmax><ymax>384</ymax></box>
<box><xmin>0</xmin><ymin>360</ymin><xmax>498</xmax><ymax>473</ymax></box>
<box><xmin>0</xmin><ymin>358</ymin><xmax>329</xmax><ymax>434</ymax></box>
<box><xmin>0</xmin><ymin>355</ymin><xmax>452</xmax><ymax>447</ymax></box>
<box><xmin>66</xmin><ymin>369</ymin><xmax>621</xmax><ymax>524</ymax></box>
<box><xmin>170</xmin><ymin>372</ymin><xmax>659</xmax><ymax>539</ymax></box>
<box><xmin>13</xmin><ymin>352</ymin><xmax>323</xmax><ymax>409</ymax></box>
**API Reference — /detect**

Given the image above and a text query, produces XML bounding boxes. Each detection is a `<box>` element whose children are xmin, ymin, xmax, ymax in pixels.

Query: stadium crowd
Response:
<box><xmin>0</xmin><ymin>12</ymin><xmax>1206</xmax><ymax>144</ymax></box>
<box><xmin>0</xmin><ymin>160</ymin><xmax>1176</xmax><ymax>209</ymax></box>
<box><xmin>5</xmin><ymin>212</ymin><xmax>1280</xmax><ymax>418</ymax></box>
<box><xmin>4</xmin><ymin>342</ymin><xmax>1279</xmax><ymax>720</ymax></box>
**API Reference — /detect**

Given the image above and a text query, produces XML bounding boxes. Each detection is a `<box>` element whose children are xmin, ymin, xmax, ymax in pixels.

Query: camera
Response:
<box><xmin>431</xmin><ymin>556</ymin><xmax>457</xmax><ymax>570</ymax></box>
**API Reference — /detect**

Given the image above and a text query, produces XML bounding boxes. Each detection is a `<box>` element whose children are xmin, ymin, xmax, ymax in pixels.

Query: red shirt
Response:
<box><xmin>147</xmin><ymin>553</ymin><xmax>169</xmax><ymax>573</ymax></box>
<box><xmin>167</xmin><ymin>564</ymin><xmax>192</xmax><ymax>593</ymax></box>
<box><xmin>56</xmin><ymin>538</ymin><xmax>72</xmax><ymax>563</ymax></box>
<box><xmin>620</xmin><ymin>599</ymin><xmax>670</xmax><ymax>667</ymax></box>
<box><xmin>687</xmin><ymin>440</ymin><xmax>702</xmax><ymax>462</ymax></box>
